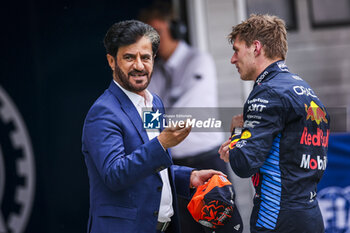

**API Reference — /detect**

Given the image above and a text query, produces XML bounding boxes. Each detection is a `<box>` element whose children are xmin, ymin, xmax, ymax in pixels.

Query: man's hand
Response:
<box><xmin>219</xmin><ymin>113</ymin><xmax>243</xmax><ymax>163</ymax></box>
<box><xmin>218</xmin><ymin>140</ymin><xmax>231</xmax><ymax>163</ymax></box>
<box><xmin>190</xmin><ymin>169</ymin><xmax>225</xmax><ymax>188</ymax></box>
<box><xmin>158</xmin><ymin>124</ymin><xmax>191</xmax><ymax>150</ymax></box>
<box><xmin>230</xmin><ymin>114</ymin><xmax>244</xmax><ymax>133</ymax></box>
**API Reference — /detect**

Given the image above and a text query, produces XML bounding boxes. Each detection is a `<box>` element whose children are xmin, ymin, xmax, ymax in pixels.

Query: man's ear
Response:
<box><xmin>106</xmin><ymin>54</ymin><xmax>116</xmax><ymax>70</ymax></box>
<box><xmin>253</xmin><ymin>40</ymin><xmax>262</xmax><ymax>56</ymax></box>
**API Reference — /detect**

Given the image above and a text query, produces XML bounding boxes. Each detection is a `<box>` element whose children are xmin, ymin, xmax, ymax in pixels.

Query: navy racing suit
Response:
<box><xmin>228</xmin><ymin>61</ymin><xmax>330</xmax><ymax>233</ymax></box>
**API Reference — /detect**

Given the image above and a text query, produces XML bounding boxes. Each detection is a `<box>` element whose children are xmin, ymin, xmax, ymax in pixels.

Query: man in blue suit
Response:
<box><xmin>82</xmin><ymin>20</ymin><xmax>223</xmax><ymax>233</ymax></box>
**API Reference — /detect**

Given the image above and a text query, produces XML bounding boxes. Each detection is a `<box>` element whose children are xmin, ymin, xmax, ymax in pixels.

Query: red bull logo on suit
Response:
<box><xmin>300</xmin><ymin>127</ymin><xmax>329</xmax><ymax>148</ymax></box>
<box><xmin>304</xmin><ymin>101</ymin><xmax>328</xmax><ymax>125</ymax></box>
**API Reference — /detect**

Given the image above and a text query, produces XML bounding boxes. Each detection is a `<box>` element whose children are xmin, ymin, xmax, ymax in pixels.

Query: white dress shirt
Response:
<box><xmin>114</xmin><ymin>80</ymin><xmax>173</xmax><ymax>222</ymax></box>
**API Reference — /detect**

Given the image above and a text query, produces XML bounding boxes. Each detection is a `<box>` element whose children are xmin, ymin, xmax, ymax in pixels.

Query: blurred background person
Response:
<box><xmin>139</xmin><ymin>1</ymin><xmax>228</xmax><ymax>232</ymax></box>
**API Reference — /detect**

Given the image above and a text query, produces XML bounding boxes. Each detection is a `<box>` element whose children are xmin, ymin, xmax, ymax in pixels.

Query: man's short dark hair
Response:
<box><xmin>104</xmin><ymin>20</ymin><xmax>160</xmax><ymax>57</ymax></box>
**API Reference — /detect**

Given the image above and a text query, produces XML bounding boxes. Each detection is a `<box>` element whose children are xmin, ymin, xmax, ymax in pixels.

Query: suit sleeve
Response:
<box><xmin>229</xmin><ymin>86</ymin><xmax>285</xmax><ymax>178</ymax></box>
<box><xmin>171</xmin><ymin>165</ymin><xmax>194</xmax><ymax>198</ymax></box>
<box><xmin>82</xmin><ymin>104</ymin><xmax>173</xmax><ymax>192</ymax></box>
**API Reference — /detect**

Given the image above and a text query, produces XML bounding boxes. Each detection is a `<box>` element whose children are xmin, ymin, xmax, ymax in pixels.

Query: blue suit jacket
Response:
<box><xmin>82</xmin><ymin>81</ymin><xmax>193</xmax><ymax>233</ymax></box>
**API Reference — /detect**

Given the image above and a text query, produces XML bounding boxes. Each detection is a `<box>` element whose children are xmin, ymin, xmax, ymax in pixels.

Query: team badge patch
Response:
<box><xmin>240</xmin><ymin>130</ymin><xmax>251</xmax><ymax>139</ymax></box>
<box><xmin>229</xmin><ymin>130</ymin><xmax>251</xmax><ymax>149</ymax></box>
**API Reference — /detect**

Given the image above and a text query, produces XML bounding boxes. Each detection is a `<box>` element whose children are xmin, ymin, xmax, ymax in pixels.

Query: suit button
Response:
<box><xmin>157</xmin><ymin>186</ymin><xmax>162</xmax><ymax>192</ymax></box>
<box><xmin>153</xmin><ymin>211</ymin><xmax>159</xmax><ymax>216</ymax></box>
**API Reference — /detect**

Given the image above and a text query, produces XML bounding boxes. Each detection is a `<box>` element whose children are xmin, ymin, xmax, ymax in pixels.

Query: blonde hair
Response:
<box><xmin>228</xmin><ymin>14</ymin><xmax>288</xmax><ymax>60</ymax></box>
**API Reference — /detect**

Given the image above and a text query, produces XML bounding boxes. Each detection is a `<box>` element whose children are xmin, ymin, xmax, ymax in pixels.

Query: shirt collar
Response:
<box><xmin>255</xmin><ymin>60</ymin><xmax>288</xmax><ymax>86</ymax></box>
<box><xmin>165</xmin><ymin>40</ymin><xmax>189</xmax><ymax>70</ymax></box>
<box><xmin>113</xmin><ymin>80</ymin><xmax>153</xmax><ymax>108</ymax></box>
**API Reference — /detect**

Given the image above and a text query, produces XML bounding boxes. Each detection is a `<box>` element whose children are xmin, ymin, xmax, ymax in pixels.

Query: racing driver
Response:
<box><xmin>219</xmin><ymin>14</ymin><xmax>330</xmax><ymax>233</ymax></box>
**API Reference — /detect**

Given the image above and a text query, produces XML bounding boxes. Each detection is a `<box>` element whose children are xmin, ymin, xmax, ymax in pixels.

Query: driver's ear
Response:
<box><xmin>253</xmin><ymin>40</ymin><xmax>262</xmax><ymax>56</ymax></box>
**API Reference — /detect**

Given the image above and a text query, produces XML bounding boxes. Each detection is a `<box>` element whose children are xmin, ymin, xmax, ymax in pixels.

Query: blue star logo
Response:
<box><xmin>143</xmin><ymin>109</ymin><xmax>162</xmax><ymax>129</ymax></box>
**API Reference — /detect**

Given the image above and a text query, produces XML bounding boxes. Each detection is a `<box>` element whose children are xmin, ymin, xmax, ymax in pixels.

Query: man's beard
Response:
<box><xmin>115</xmin><ymin>63</ymin><xmax>151</xmax><ymax>93</ymax></box>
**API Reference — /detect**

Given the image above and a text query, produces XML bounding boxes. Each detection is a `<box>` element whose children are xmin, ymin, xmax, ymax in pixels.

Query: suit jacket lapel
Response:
<box><xmin>152</xmin><ymin>94</ymin><xmax>165</xmax><ymax>132</ymax></box>
<box><xmin>108</xmin><ymin>81</ymin><xmax>149</xmax><ymax>143</ymax></box>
